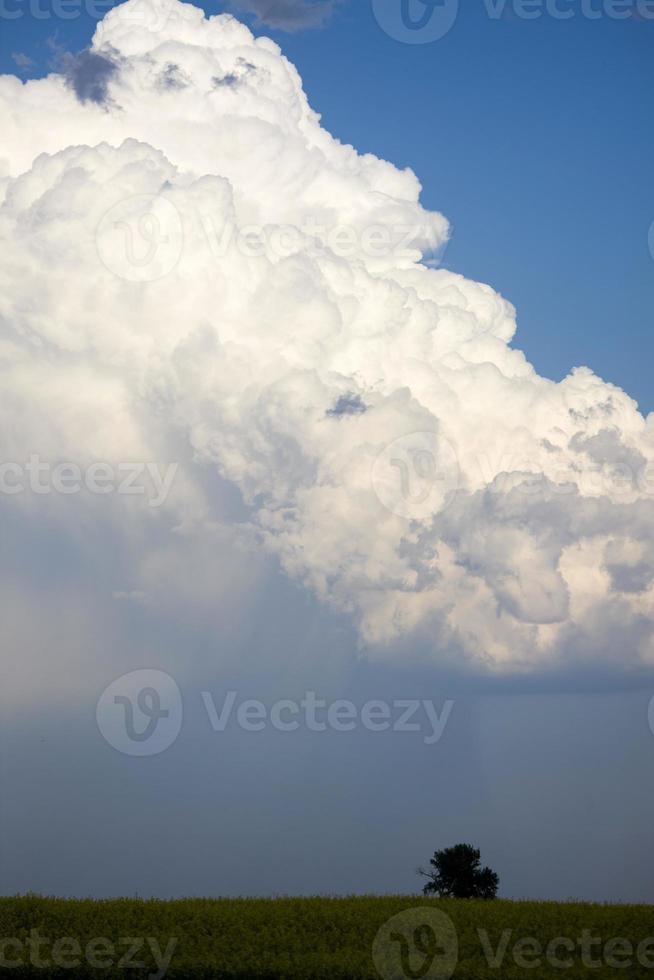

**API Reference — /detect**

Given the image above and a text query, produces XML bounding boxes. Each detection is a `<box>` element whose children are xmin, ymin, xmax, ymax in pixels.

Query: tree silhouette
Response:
<box><xmin>419</xmin><ymin>843</ymin><xmax>499</xmax><ymax>899</ymax></box>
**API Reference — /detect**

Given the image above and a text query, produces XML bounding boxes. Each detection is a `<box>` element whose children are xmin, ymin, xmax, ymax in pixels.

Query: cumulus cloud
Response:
<box><xmin>0</xmin><ymin>0</ymin><xmax>652</xmax><ymax>682</ymax></box>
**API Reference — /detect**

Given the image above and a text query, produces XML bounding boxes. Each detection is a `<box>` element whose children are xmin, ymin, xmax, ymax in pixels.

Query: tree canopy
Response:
<box><xmin>419</xmin><ymin>843</ymin><xmax>499</xmax><ymax>899</ymax></box>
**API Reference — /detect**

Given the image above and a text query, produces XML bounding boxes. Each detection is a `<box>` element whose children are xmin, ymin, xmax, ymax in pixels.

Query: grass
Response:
<box><xmin>1</xmin><ymin>893</ymin><xmax>653</xmax><ymax>978</ymax></box>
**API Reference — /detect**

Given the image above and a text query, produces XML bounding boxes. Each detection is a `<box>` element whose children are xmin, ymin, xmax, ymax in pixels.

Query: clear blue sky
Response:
<box><xmin>2</xmin><ymin>0</ymin><xmax>653</xmax><ymax>411</ymax></box>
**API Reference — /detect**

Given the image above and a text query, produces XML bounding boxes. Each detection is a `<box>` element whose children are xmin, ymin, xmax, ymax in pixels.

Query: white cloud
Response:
<box><xmin>11</xmin><ymin>52</ymin><xmax>34</xmax><ymax>70</ymax></box>
<box><xmin>0</xmin><ymin>0</ymin><xmax>652</xmax><ymax>684</ymax></box>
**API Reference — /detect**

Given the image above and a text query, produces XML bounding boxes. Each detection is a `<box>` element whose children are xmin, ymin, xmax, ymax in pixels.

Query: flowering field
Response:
<box><xmin>1</xmin><ymin>894</ymin><xmax>653</xmax><ymax>978</ymax></box>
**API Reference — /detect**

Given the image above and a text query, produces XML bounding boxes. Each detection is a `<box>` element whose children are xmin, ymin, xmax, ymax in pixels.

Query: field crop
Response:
<box><xmin>0</xmin><ymin>893</ymin><xmax>653</xmax><ymax>978</ymax></box>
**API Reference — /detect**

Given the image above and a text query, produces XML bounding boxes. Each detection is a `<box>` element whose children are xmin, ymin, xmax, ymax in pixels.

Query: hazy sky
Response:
<box><xmin>1</xmin><ymin>0</ymin><xmax>653</xmax><ymax>903</ymax></box>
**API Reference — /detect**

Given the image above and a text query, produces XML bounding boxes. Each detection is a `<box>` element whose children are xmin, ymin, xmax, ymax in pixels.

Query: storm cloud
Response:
<box><xmin>0</xmin><ymin>0</ymin><xmax>652</xmax><ymax>697</ymax></box>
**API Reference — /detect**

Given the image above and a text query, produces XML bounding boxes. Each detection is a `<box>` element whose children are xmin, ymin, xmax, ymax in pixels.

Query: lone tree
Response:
<box><xmin>419</xmin><ymin>843</ymin><xmax>499</xmax><ymax>899</ymax></box>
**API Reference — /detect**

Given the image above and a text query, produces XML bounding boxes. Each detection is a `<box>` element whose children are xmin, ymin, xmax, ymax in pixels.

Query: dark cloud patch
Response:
<box><xmin>159</xmin><ymin>63</ymin><xmax>191</xmax><ymax>90</ymax></box>
<box><xmin>606</xmin><ymin>560</ymin><xmax>654</xmax><ymax>594</ymax></box>
<box><xmin>63</xmin><ymin>48</ymin><xmax>121</xmax><ymax>105</ymax></box>
<box><xmin>604</xmin><ymin>539</ymin><xmax>654</xmax><ymax>595</ymax></box>
<box><xmin>327</xmin><ymin>393</ymin><xmax>367</xmax><ymax>418</ymax></box>
<box><xmin>213</xmin><ymin>72</ymin><xmax>240</xmax><ymax>88</ymax></box>
<box><xmin>570</xmin><ymin>427</ymin><xmax>646</xmax><ymax>489</ymax></box>
<box><xmin>213</xmin><ymin>58</ymin><xmax>257</xmax><ymax>88</ymax></box>
<box><xmin>228</xmin><ymin>0</ymin><xmax>338</xmax><ymax>31</ymax></box>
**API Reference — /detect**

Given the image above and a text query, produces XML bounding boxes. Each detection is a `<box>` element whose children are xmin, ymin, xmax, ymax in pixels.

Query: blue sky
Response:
<box><xmin>2</xmin><ymin>0</ymin><xmax>653</xmax><ymax>412</ymax></box>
